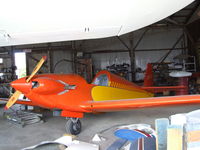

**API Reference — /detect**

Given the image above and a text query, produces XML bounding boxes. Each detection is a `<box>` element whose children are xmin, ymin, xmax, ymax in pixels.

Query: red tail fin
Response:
<box><xmin>144</xmin><ymin>63</ymin><xmax>153</xmax><ymax>86</ymax></box>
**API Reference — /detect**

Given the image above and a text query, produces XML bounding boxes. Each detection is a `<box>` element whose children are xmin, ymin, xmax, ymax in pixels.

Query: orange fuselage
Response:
<box><xmin>11</xmin><ymin>71</ymin><xmax>153</xmax><ymax>118</ymax></box>
<box><xmin>8</xmin><ymin>70</ymin><xmax>200</xmax><ymax>119</ymax></box>
<box><xmin>12</xmin><ymin>74</ymin><xmax>94</xmax><ymax>112</ymax></box>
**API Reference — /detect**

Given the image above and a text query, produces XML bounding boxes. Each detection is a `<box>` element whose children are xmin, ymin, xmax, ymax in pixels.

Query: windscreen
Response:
<box><xmin>92</xmin><ymin>74</ymin><xmax>108</xmax><ymax>86</ymax></box>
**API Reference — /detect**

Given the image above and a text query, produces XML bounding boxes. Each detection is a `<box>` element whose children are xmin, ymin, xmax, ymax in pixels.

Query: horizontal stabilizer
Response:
<box><xmin>141</xmin><ymin>86</ymin><xmax>187</xmax><ymax>93</ymax></box>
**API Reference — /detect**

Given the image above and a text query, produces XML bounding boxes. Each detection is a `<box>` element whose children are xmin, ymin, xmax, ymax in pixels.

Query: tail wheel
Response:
<box><xmin>66</xmin><ymin>118</ymin><xmax>81</xmax><ymax>135</ymax></box>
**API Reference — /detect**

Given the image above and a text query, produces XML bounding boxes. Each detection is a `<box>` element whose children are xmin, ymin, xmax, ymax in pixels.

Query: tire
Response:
<box><xmin>65</xmin><ymin>119</ymin><xmax>81</xmax><ymax>135</ymax></box>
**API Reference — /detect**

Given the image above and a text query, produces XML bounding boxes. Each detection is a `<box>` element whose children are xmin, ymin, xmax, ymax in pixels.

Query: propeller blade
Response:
<box><xmin>26</xmin><ymin>56</ymin><xmax>47</xmax><ymax>82</ymax></box>
<box><xmin>4</xmin><ymin>56</ymin><xmax>46</xmax><ymax>110</ymax></box>
<box><xmin>4</xmin><ymin>90</ymin><xmax>22</xmax><ymax>110</ymax></box>
<box><xmin>5</xmin><ymin>56</ymin><xmax>46</xmax><ymax>110</ymax></box>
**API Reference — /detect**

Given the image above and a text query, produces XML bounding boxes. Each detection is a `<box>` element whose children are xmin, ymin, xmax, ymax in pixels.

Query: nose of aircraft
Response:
<box><xmin>11</xmin><ymin>78</ymin><xmax>32</xmax><ymax>94</ymax></box>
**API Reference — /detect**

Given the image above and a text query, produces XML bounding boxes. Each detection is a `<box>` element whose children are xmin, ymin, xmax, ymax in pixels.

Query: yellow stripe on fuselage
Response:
<box><xmin>92</xmin><ymin>86</ymin><xmax>153</xmax><ymax>101</ymax></box>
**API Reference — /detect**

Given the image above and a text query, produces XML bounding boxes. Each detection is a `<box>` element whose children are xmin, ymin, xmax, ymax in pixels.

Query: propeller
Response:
<box><xmin>4</xmin><ymin>56</ymin><xmax>47</xmax><ymax>110</ymax></box>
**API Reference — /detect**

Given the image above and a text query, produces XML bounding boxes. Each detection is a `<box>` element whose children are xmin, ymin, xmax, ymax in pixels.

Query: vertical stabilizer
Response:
<box><xmin>144</xmin><ymin>63</ymin><xmax>153</xmax><ymax>87</ymax></box>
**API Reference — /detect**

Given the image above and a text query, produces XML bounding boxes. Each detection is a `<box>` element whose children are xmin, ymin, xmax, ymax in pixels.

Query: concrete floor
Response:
<box><xmin>0</xmin><ymin>104</ymin><xmax>200</xmax><ymax>150</ymax></box>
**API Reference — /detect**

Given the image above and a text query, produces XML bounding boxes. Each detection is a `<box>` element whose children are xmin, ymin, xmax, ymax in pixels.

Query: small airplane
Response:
<box><xmin>1</xmin><ymin>57</ymin><xmax>200</xmax><ymax>135</ymax></box>
<box><xmin>0</xmin><ymin>0</ymin><xmax>197</xmax><ymax>135</ymax></box>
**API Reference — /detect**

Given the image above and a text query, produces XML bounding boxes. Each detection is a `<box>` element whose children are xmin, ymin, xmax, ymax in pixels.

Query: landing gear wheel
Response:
<box><xmin>65</xmin><ymin>118</ymin><xmax>81</xmax><ymax>135</ymax></box>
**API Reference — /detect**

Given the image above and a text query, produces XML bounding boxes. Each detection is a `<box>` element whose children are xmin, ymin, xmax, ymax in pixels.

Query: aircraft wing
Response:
<box><xmin>82</xmin><ymin>95</ymin><xmax>200</xmax><ymax>112</ymax></box>
<box><xmin>0</xmin><ymin>98</ymin><xmax>37</xmax><ymax>107</ymax></box>
<box><xmin>0</xmin><ymin>0</ymin><xmax>194</xmax><ymax>46</ymax></box>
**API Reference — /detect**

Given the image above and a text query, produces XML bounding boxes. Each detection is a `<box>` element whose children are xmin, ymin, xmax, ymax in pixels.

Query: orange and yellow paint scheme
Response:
<box><xmin>8</xmin><ymin>70</ymin><xmax>153</xmax><ymax>118</ymax></box>
<box><xmin>6</xmin><ymin>70</ymin><xmax>200</xmax><ymax>117</ymax></box>
<box><xmin>92</xmin><ymin>70</ymin><xmax>153</xmax><ymax>102</ymax></box>
<box><xmin>2</xmin><ymin>58</ymin><xmax>200</xmax><ymax>135</ymax></box>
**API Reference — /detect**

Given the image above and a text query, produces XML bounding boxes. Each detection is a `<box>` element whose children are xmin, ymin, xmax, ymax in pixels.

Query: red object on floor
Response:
<box><xmin>176</xmin><ymin>77</ymin><xmax>189</xmax><ymax>95</ymax></box>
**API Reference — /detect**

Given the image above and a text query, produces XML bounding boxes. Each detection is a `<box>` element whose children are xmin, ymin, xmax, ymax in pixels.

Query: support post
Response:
<box><xmin>129</xmin><ymin>33</ymin><xmax>136</xmax><ymax>81</ymax></box>
<box><xmin>10</xmin><ymin>46</ymin><xmax>16</xmax><ymax>80</ymax></box>
<box><xmin>47</xmin><ymin>43</ymin><xmax>53</xmax><ymax>73</ymax></box>
<box><xmin>26</xmin><ymin>53</ymin><xmax>30</xmax><ymax>75</ymax></box>
<box><xmin>72</xmin><ymin>41</ymin><xmax>77</xmax><ymax>73</ymax></box>
<box><xmin>117</xmin><ymin>29</ymin><xmax>148</xmax><ymax>81</ymax></box>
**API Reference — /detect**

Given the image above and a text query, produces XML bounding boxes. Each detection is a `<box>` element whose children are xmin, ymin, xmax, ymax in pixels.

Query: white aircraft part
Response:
<box><xmin>169</xmin><ymin>71</ymin><xmax>192</xmax><ymax>77</ymax></box>
<box><xmin>0</xmin><ymin>0</ymin><xmax>194</xmax><ymax>46</ymax></box>
<box><xmin>22</xmin><ymin>135</ymin><xmax>99</xmax><ymax>150</ymax></box>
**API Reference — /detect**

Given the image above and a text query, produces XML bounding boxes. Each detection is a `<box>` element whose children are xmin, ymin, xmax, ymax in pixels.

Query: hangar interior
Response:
<box><xmin>0</xmin><ymin>1</ymin><xmax>200</xmax><ymax>150</ymax></box>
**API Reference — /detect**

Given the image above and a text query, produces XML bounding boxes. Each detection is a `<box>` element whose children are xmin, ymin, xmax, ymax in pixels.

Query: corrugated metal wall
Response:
<box><xmin>91</xmin><ymin>28</ymin><xmax>184</xmax><ymax>71</ymax></box>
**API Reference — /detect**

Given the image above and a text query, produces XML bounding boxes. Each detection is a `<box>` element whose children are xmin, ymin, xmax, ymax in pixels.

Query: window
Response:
<box><xmin>93</xmin><ymin>74</ymin><xmax>108</xmax><ymax>86</ymax></box>
<box><xmin>0</xmin><ymin>58</ymin><xmax>3</xmax><ymax>64</ymax></box>
<box><xmin>15</xmin><ymin>52</ymin><xmax>26</xmax><ymax>78</ymax></box>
